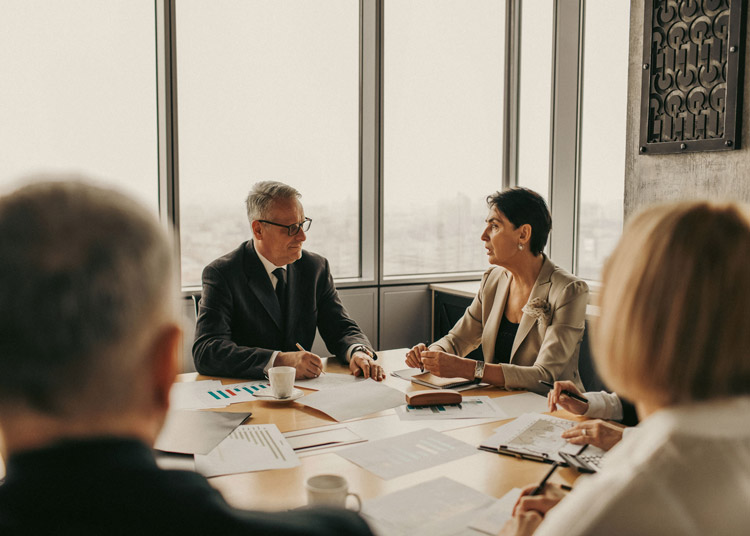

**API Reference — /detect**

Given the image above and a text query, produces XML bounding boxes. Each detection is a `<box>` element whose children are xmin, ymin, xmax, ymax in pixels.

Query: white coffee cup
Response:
<box><xmin>305</xmin><ymin>474</ymin><xmax>361</xmax><ymax>512</ymax></box>
<box><xmin>268</xmin><ymin>366</ymin><xmax>295</xmax><ymax>398</ymax></box>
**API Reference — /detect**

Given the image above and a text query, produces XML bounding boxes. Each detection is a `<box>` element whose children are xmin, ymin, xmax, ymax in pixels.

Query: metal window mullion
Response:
<box><xmin>547</xmin><ymin>0</ymin><xmax>582</xmax><ymax>273</ymax></box>
<box><xmin>155</xmin><ymin>0</ymin><xmax>181</xmax><ymax>277</ymax></box>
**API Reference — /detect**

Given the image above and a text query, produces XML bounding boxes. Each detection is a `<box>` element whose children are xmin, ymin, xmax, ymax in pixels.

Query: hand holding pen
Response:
<box><xmin>405</xmin><ymin>343</ymin><xmax>428</xmax><ymax>372</ymax></box>
<box><xmin>540</xmin><ymin>380</ymin><xmax>589</xmax><ymax>415</ymax></box>
<box><xmin>510</xmin><ymin>463</ymin><xmax>571</xmax><ymax>517</ymax></box>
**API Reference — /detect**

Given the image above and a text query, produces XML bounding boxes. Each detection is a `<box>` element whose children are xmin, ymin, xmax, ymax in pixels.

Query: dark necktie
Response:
<box><xmin>273</xmin><ymin>267</ymin><xmax>287</xmax><ymax>314</ymax></box>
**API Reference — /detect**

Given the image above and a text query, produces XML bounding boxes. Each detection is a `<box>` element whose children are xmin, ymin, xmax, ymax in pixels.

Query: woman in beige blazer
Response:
<box><xmin>406</xmin><ymin>188</ymin><xmax>588</xmax><ymax>393</ymax></box>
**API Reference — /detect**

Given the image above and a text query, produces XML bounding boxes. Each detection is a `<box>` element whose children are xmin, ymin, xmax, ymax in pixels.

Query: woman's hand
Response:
<box><xmin>405</xmin><ymin>343</ymin><xmax>428</xmax><ymax>369</ymax></box>
<box><xmin>547</xmin><ymin>380</ymin><xmax>589</xmax><ymax>415</ymax></box>
<box><xmin>420</xmin><ymin>350</ymin><xmax>473</xmax><ymax>379</ymax></box>
<box><xmin>499</xmin><ymin>483</ymin><xmax>569</xmax><ymax>536</ymax></box>
<box><xmin>498</xmin><ymin>511</ymin><xmax>543</xmax><ymax>536</ymax></box>
<box><xmin>561</xmin><ymin>419</ymin><xmax>624</xmax><ymax>451</ymax></box>
<box><xmin>513</xmin><ymin>483</ymin><xmax>569</xmax><ymax>516</ymax></box>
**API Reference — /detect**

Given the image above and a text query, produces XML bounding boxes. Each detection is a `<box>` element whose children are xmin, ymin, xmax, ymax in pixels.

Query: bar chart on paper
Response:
<box><xmin>206</xmin><ymin>382</ymin><xmax>271</xmax><ymax>402</ymax></box>
<box><xmin>339</xmin><ymin>428</ymin><xmax>478</xmax><ymax>480</ymax></box>
<box><xmin>194</xmin><ymin>424</ymin><xmax>300</xmax><ymax>477</ymax></box>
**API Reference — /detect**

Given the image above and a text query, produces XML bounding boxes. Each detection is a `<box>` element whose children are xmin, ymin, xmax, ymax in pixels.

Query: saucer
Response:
<box><xmin>255</xmin><ymin>388</ymin><xmax>304</xmax><ymax>403</ymax></box>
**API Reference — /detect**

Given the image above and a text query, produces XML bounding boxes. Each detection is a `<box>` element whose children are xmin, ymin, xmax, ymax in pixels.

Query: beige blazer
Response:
<box><xmin>432</xmin><ymin>255</ymin><xmax>588</xmax><ymax>394</ymax></box>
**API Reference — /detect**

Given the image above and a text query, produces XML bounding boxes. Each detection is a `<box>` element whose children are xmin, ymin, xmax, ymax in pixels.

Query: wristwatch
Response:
<box><xmin>473</xmin><ymin>360</ymin><xmax>485</xmax><ymax>383</ymax></box>
<box><xmin>351</xmin><ymin>345</ymin><xmax>377</xmax><ymax>360</ymax></box>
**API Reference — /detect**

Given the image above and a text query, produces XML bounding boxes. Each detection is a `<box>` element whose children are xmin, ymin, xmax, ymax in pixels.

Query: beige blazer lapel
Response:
<box><xmin>510</xmin><ymin>256</ymin><xmax>555</xmax><ymax>362</ymax></box>
<box><xmin>482</xmin><ymin>271</ymin><xmax>511</xmax><ymax>363</ymax></box>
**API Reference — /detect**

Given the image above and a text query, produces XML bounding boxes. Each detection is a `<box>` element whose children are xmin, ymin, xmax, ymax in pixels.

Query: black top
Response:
<box><xmin>494</xmin><ymin>314</ymin><xmax>519</xmax><ymax>364</ymax></box>
<box><xmin>0</xmin><ymin>437</ymin><xmax>373</xmax><ymax>536</ymax></box>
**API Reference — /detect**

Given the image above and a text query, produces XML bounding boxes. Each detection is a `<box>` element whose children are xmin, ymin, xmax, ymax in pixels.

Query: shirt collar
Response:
<box><xmin>254</xmin><ymin>244</ymin><xmax>287</xmax><ymax>281</ymax></box>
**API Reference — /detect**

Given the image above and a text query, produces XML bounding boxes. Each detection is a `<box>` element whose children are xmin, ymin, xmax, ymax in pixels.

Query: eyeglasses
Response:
<box><xmin>258</xmin><ymin>217</ymin><xmax>312</xmax><ymax>236</ymax></box>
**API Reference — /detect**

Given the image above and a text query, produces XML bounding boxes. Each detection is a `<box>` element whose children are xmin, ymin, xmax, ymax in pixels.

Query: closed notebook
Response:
<box><xmin>410</xmin><ymin>372</ymin><xmax>476</xmax><ymax>390</ymax></box>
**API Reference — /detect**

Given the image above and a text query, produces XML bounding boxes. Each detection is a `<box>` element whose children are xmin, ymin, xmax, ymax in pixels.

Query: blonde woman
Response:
<box><xmin>501</xmin><ymin>201</ymin><xmax>750</xmax><ymax>535</ymax></box>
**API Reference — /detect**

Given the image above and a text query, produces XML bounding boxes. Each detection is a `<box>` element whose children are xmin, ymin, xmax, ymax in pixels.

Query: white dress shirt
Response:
<box><xmin>583</xmin><ymin>391</ymin><xmax>624</xmax><ymax>421</ymax></box>
<box><xmin>255</xmin><ymin>246</ymin><xmax>363</xmax><ymax>373</ymax></box>
<box><xmin>535</xmin><ymin>396</ymin><xmax>750</xmax><ymax>536</ymax></box>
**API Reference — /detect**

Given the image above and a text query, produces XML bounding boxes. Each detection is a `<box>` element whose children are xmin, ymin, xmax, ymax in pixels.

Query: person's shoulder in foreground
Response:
<box><xmin>0</xmin><ymin>178</ymin><xmax>373</xmax><ymax>536</ymax></box>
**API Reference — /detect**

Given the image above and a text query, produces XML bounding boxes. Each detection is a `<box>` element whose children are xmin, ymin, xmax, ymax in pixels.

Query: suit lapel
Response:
<box><xmin>510</xmin><ymin>255</ymin><xmax>555</xmax><ymax>361</ymax></box>
<box><xmin>244</xmin><ymin>241</ymin><xmax>284</xmax><ymax>332</ymax></box>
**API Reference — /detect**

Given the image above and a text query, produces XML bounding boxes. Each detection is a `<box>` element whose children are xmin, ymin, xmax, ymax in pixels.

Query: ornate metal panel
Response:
<box><xmin>639</xmin><ymin>0</ymin><xmax>745</xmax><ymax>155</ymax></box>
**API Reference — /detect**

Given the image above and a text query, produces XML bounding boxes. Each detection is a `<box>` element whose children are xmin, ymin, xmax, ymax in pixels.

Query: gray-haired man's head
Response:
<box><xmin>245</xmin><ymin>181</ymin><xmax>301</xmax><ymax>223</ymax></box>
<box><xmin>0</xmin><ymin>179</ymin><xmax>177</xmax><ymax>419</ymax></box>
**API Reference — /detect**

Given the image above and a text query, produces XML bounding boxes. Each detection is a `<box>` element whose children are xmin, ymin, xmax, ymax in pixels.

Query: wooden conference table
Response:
<box><xmin>178</xmin><ymin>349</ymin><xmax>584</xmax><ymax>512</ymax></box>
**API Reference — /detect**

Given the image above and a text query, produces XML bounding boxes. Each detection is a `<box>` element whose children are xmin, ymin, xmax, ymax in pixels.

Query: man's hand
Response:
<box><xmin>547</xmin><ymin>380</ymin><xmax>589</xmax><ymax>415</ymax></box>
<box><xmin>405</xmin><ymin>343</ymin><xmax>428</xmax><ymax>369</ymax></box>
<box><xmin>561</xmin><ymin>419</ymin><xmax>624</xmax><ymax>451</ymax></box>
<box><xmin>420</xmin><ymin>350</ymin><xmax>473</xmax><ymax>379</ymax></box>
<box><xmin>350</xmin><ymin>351</ymin><xmax>385</xmax><ymax>381</ymax></box>
<box><xmin>275</xmin><ymin>351</ymin><xmax>324</xmax><ymax>379</ymax></box>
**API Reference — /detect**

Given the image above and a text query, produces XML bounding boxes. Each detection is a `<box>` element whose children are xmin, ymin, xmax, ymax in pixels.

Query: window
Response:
<box><xmin>515</xmin><ymin>0</ymin><xmax>555</xmax><ymax>201</ymax></box>
<box><xmin>176</xmin><ymin>0</ymin><xmax>360</xmax><ymax>287</ymax></box>
<box><xmin>0</xmin><ymin>0</ymin><xmax>158</xmax><ymax>210</ymax></box>
<box><xmin>383</xmin><ymin>0</ymin><xmax>506</xmax><ymax>277</ymax></box>
<box><xmin>576</xmin><ymin>0</ymin><xmax>629</xmax><ymax>279</ymax></box>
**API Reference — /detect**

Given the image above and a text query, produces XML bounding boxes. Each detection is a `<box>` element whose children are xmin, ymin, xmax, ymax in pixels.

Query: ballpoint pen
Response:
<box><xmin>530</xmin><ymin>461</ymin><xmax>560</xmax><ymax>496</ymax></box>
<box><xmin>539</xmin><ymin>380</ymin><xmax>589</xmax><ymax>403</ymax></box>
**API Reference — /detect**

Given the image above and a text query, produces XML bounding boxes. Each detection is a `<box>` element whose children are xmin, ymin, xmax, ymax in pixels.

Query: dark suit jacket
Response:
<box><xmin>193</xmin><ymin>241</ymin><xmax>371</xmax><ymax>379</ymax></box>
<box><xmin>0</xmin><ymin>438</ymin><xmax>372</xmax><ymax>536</ymax></box>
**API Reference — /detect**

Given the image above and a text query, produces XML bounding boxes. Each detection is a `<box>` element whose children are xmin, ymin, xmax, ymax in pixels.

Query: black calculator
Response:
<box><xmin>559</xmin><ymin>450</ymin><xmax>603</xmax><ymax>473</ymax></box>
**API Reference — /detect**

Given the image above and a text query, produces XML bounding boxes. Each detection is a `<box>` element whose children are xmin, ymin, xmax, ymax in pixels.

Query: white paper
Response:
<box><xmin>155</xmin><ymin>410</ymin><xmax>249</xmax><ymax>454</ymax></box>
<box><xmin>169</xmin><ymin>380</ymin><xmax>228</xmax><ymax>410</ymax></box>
<box><xmin>289</xmin><ymin>413</ymin><xmax>501</xmax><ymax>458</ymax></box>
<box><xmin>169</xmin><ymin>379</ymin><xmax>272</xmax><ymax>409</ymax></box>
<box><xmin>194</xmin><ymin>424</ymin><xmax>299</xmax><ymax>477</ymax></box>
<box><xmin>362</xmin><ymin>477</ymin><xmax>495</xmax><ymax>536</ymax></box>
<box><xmin>284</xmin><ymin>426</ymin><xmax>365</xmax><ymax>451</ymax></box>
<box><xmin>482</xmin><ymin>413</ymin><xmax>581</xmax><ymax>463</ymax></box>
<box><xmin>490</xmin><ymin>392</ymin><xmax>549</xmax><ymax>419</ymax></box>
<box><xmin>469</xmin><ymin>488</ymin><xmax>523</xmax><ymax>535</ymax></box>
<box><xmin>339</xmin><ymin>428</ymin><xmax>478</xmax><ymax>480</ymax></box>
<box><xmin>294</xmin><ymin>372</ymin><xmax>364</xmax><ymax>390</ymax></box>
<box><xmin>298</xmin><ymin>378</ymin><xmax>406</xmax><ymax>421</ymax></box>
<box><xmin>396</xmin><ymin>396</ymin><xmax>503</xmax><ymax>420</ymax></box>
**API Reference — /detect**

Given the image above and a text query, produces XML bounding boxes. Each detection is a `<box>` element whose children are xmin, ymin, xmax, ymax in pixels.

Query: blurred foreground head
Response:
<box><xmin>0</xmin><ymin>179</ymin><xmax>178</xmax><ymax>428</ymax></box>
<box><xmin>595</xmin><ymin>201</ymin><xmax>750</xmax><ymax>409</ymax></box>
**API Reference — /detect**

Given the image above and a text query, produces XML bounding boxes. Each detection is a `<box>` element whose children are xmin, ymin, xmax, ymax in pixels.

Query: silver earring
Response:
<box><xmin>518</xmin><ymin>243</ymin><xmax>524</xmax><ymax>250</ymax></box>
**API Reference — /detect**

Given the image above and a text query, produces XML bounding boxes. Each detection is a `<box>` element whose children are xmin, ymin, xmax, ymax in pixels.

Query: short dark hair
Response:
<box><xmin>0</xmin><ymin>179</ymin><xmax>174</xmax><ymax>415</ymax></box>
<box><xmin>486</xmin><ymin>187</ymin><xmax>551</xmax><ymax>255</ymax></box>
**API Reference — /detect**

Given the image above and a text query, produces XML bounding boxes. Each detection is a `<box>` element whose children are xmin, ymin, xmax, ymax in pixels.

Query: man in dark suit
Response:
<box><xmin>0</xmin><ymin>180</ymin><xmax>373</xmax><ymax>535</ymax></box>
<box><xmin>193</xmin><ymin>181</ymin><xmax>383</xmax><ymax>381</ymax></box>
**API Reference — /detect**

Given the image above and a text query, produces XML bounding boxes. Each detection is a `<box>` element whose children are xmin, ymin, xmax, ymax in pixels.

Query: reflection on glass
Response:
<box><xmin>383</xmin><ymin>0</ymin><xmax>506</xmax><ymax>277</ymax></box>
<box><xmin>176</xmin><ymin>0</ymin><xmax>360</xmax><ymax>287</ymax></box>
<box><xmin>576</xmin><ymin>0</ymin><xmax>628</xmax><ymax>280</ymax></box>
<box><xmin>0</xmin><ymin>0</ymin><xmax>157</xmax><ymax>209</ymax></box>
<box><xmin>516</xmin><ymin>0</ymin><xmax>554</xmax><ymax>200</ymax></box>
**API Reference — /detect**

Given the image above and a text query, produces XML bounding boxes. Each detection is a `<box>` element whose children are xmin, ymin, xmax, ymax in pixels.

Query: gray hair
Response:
<box><xmin>0</xmin><ymin>179</ymin><xmax>174</xmax><ymax>416</ymax></box>
<box><xmin>245</xmin><ymin>181</ymin><xmax>301</xmax><ymax>222</ymax></box>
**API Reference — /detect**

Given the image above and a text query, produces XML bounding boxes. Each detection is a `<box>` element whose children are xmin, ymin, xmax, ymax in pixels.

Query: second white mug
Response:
<box><xmin>305</xmin><ymin>474</ymin><xmax>361</xmax><ymax>512</ymax></box>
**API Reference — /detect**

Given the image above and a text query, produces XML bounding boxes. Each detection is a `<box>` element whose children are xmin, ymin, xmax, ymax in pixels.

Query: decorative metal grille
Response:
<box><xmin>639</xmin><ymin>0</ymin><xmax>745</xmax><ymax>155</ymax></box>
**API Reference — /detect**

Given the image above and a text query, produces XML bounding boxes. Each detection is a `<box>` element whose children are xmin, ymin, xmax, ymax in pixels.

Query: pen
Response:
<box><xmin>296</xmin><ymin>343</ymin><xmax>325</xmax><ymax>374</ymax></box>
<box><xmin>538</xmin><ymin>380</ymin><xmax>588</xmax><ymax>403</ymax></box>
<box><xmin>530</xmin><ymin>461</ymin><xmax>560</xmax><ymax>496</ymax></box>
